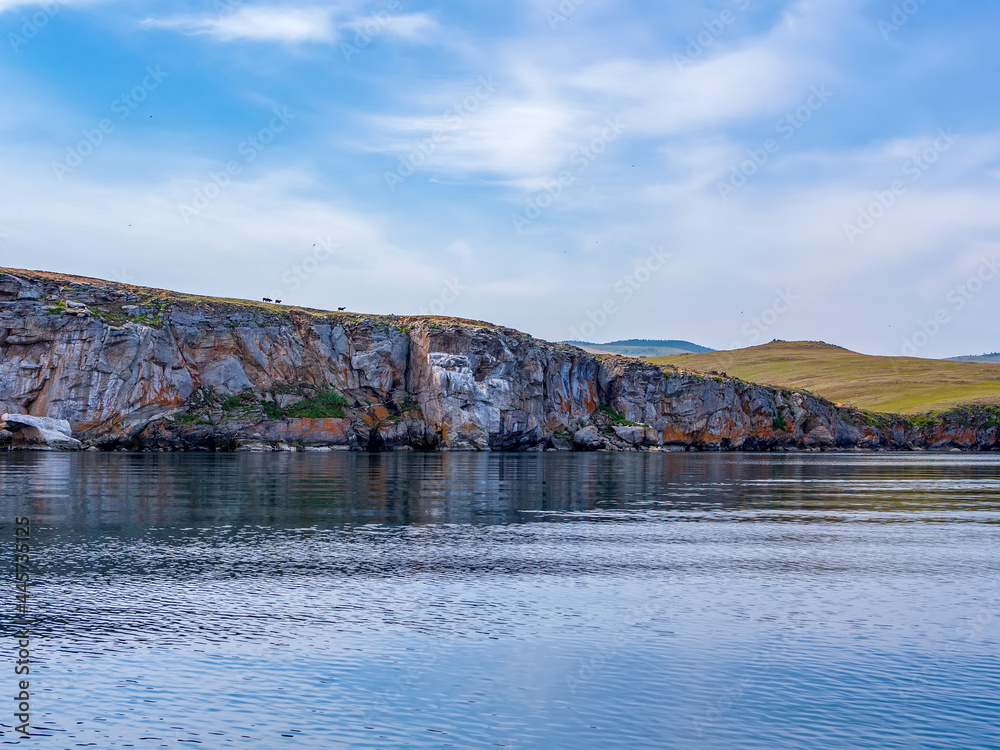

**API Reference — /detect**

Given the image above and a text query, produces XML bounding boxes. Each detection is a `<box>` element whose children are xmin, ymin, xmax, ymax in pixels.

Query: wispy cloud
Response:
<box><xmin>141</xmin><ymin>3</ymin><xmax>441</xmax><ymax>47</ymax></box>
<box><xmin>0</xmin><ymin>0</ymin><xmax>54</xmax><ymax>10</ymax></box>
<box><xmin>3</xmin><ymin>0</ymin><xmax>999</xmax><ymax>355</ymax></box>
<box><xmin>343</xmin><ymin>11</ymin><xmax>439</xmax><ymax>41</ymax></box>
<box><xmin>363</xmin><ymin>0</ymin><xmax>848</xmax><ymax>187</ymax></box>
<box><xmin>143</xmin><ymin>6</ymin><xmax>340</xmax><ymax>45</ymax></box>
<box><xmin>0</xmin><ymin>0</ymin><xmax>107</xmax><ymax>12</ymax></box>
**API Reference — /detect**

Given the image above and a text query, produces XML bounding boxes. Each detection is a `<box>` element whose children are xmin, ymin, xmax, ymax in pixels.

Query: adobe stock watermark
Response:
<box><xmin>565</xmin><ymin>598</ymin><xmax>665</xmax><ymax>696</ymax></box>
<box><xmin>178</xmin><ymin>106</ymin><xmax>296</xmax><ymax>223</ymax></box>
<box><xmin>692</xmin><ymin>632</ymin><xmax>789</xmax><ymax>738</ymax></box>
<box><xmin>7</xmin><ymin>0</ymin><xmax>63</xmax><ymax>54</ymax></box>
<box><xmin>340</xmin><ymin>0</ymin><xmax>402</xmax><ymax>62</ymax></box>
<box><xmin>719</xmin><ymin>287</ymin><xmax>801</xmax><ymax>371</ymax></box>
<box><xmin>13</xmin><ymin>516</ymin><xmax>31</xmax><ymax>738</ymax></box>
<box><xmin>898</xmin><ymin>254</ymin><xmax>999</xmax><ymax>356</ymax></box>
<box><xmin>674</xmin><ymin>0</ymin><xmax>752</xmax><ymax>70</ymax></box>
<box><xmin>893</xmin><ymin>594</ymin><xmax>1000</xmax><ymax>707</ymax></box>
<box><xmin>108</xmin><ymin>266</ymin><xmax>136</xmax><ymax>285</ymax></box>
<box><xmin>721</xmin><ymin>288</ymin><xmax>799</xmax><ymax>351</ymax></box>
<box><xmin>418</xmin><ymin>278</ymin><xmax>466</xmax><ymax>316</ymax></box>
<box><xmin>360</xmin><ymin>653</ymin><xmax>439</xmax><ymax>729</ymax></box>
<box><xmin>510</xmin><ymin>116</ymin><xmax>626</xmax><ymax>232</ymax></box>
<box><xmin>384</xmin><ymin>76</ymin><xmax>496</xmax><ymax>192</ymax></box>
<box><xmin>878</xmin><ymin>0</ymin><xmax>931</xmax><ymax>41</ymax></box>
<box><xmin>843</xmin><ymin>127</ymin><xmax>956</xmax><ymax>245</ymax></box>
<box><xmin>545</xmin><ymin>0</ymin><xmax>588</xmax><ymax>30</ymax></box>
<box><xmin>266</xmin><ymin>235</ymin><xmax>341</xmax><ymax>301</ymax></box>
<box><xmin>567</xmin><ymin>246</ymin><xmax>670</xmax><ymax>341</ymax></box>
<box><xmin>51</xmin><ymin>66</ymin><xmax>169</xmax><ymax>182</ymax></box>
<box><xmin>716</xmin><ymin>86</ymin><xmax>833</xmax><ymax>201</ymax></box>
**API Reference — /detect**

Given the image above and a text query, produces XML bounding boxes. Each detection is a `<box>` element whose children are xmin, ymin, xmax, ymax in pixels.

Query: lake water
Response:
<box><xmin>1</xmin><ymin>452</ymin><xmax>999</xmax><ymax>749</ymax></box>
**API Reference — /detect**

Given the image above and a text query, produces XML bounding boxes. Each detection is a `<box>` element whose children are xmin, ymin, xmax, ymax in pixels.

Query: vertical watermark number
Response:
<box><xmin>13</xmin><ymin>517</ymin><xmax>31</xmax><ymax>738</ymax></box>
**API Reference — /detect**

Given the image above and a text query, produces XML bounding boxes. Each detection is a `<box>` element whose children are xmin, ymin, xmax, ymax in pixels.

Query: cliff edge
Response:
<box><xmin>1</xmin><ymin>268</ymin><xmax>997</xmax><ymax>452</ymax></box>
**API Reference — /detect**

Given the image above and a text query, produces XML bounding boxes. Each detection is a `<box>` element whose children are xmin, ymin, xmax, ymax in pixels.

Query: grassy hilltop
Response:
<box><xmin>653</xmin><ymin>341</ymin><xmax>1000</xmax><ymax>415</ymax></box>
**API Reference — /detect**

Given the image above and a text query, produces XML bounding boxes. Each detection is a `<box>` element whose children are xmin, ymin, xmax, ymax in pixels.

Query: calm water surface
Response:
<box><xmin>1</xmin><ymin>452</ymin><xmax>998</xmax><ymax>749</ymax></box>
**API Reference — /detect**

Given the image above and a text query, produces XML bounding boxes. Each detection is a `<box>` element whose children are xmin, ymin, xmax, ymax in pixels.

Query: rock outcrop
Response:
<box><xmin>0</xmin><ymin>413</ymin><xmax>81</xmax><ymax>449</ymax></box>
<box><xmin>1</xmin><ymin>268</ymin><xmax>997</xmax><ymax>452</ymax></box>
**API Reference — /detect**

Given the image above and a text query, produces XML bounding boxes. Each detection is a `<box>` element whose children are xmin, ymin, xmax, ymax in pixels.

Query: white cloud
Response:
<box><xmin>0</xmin><ymin>146</ymin><xmax>467</xmax><ymax>314</ymax></box>
<box><xmin>344</xmin><ymin>11</ymin><xmax>439</xmax><ymax>41</ymax></box>
<box><xmin>143</xmin><ymin>6</ymin><xmax>339</xmax><ymax>45</ymax></box>
<box><xmin>549</xmin><ymin>127</ymin><xmax>1000</xmax><ymax>355</ymax></box>
<box><xmin>0</xmin><ymin>0</ymin><xmax>105</xmax><ymax>13</ymax></box>
<box><xmin>142</xmin><ymin>4</ymin><xmax>443</xmax><ymax>47</ymax></box>
<box><xmin>4</xmin><ymin>0</ymin><xmax>999</xmax><ymax>357</ymax></box>
<box><xmin>371</xmin><ymin>93</ymin><xmax>587</xmax><ymax>187</ymax></box>
<box><xmin>363</xmin><ymin>0</ymin><xmax>848</xmax><ymax>186</ymax></box>
<box><xmin>0</xmin><ymin>0</ymin><xmax>55</xmax><ymax>10</ymax></box>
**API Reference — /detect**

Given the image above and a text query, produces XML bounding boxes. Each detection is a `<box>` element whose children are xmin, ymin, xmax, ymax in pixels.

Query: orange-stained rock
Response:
<box><xmin>1</xmin><ymin>268</ymin><xmax>998</xmax><ymax>452</ymax></box>
<box><xmin>251</xmin><ymin>418</ymin><xmax>356</xmax><ymax>446</ymax></box>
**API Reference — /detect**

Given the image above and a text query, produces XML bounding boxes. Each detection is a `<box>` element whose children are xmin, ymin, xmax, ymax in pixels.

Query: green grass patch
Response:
<box><xmin>181</xmin><ymin>386</ymin><xmax>352</xmax><ymax>422</ymax></box>
<box><xmin>399</xmin><ymin>397</ymin><xmax>422</xmax><ymax>418</ymax></box>
<box><xmin>261</xmin><ymin>400</ymin><xmax>283</xmax><ymax>420</ymax></box>
<box><xmin>860</xmin><ymin>411</ymin><xmax>890</xmax><ymax>429</ymax></box>
<box><xmin>221</xmin><ymin>393</ymin><xmax>259</xmax><ymax>411</ymax></box>
<box><xmin>90</xmin><ymin>299</ymin><xmax>167</xmax><ymax>328</ymax></box>
<box><xmin>939</xmin><ymin>404</ymin><xmax>1000</xmax><ymax>430</ymax></box>
<box><xmin>173</xmin><ymin>412</ymin><xmax>211</xmax><ymax>426</ymax></box>
<box><xmin>599</xmin><ymin>405</ymin><xmax>640</xmax><ymax>426</ymax></box>
<box><xmin>285</xmin><ymin>391</ymin><xmax>350</xmax><ymax>419</ymax></box>
<box><xmin>905</xmin><ymin>413</ymin><xmax>941</xmax><ymax>429</ymax></box>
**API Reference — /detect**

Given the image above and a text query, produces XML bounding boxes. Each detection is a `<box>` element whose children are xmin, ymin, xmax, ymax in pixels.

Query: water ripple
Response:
<box><xmin>0</xmin><ymin>452</ymin><xmax>998</xmax><ymax>749</ymax></box>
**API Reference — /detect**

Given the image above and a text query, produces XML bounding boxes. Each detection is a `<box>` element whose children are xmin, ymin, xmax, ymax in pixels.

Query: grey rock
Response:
<box><xmin>613</xmin><ymin>424</ymin><xmax>647</xmax><ymax>446</ymax></box>
<box><xmin>573</xmin><ymin>425</ymin><xmax>603</xmax><ymax>450</ymax></box>
<box><xmin>235</xmin><ymin>441</ymin><xmax>272</xmax><ymax>452</ymax></box>
<box><xmin>2</xmin><ymin>413</ymin><xmax>81</xmax><ymax>449</ymax></box>
<box><xmin>0</xmin><ymin>268</ymin><xmax>997</xmax><ymax>452</ymax></box>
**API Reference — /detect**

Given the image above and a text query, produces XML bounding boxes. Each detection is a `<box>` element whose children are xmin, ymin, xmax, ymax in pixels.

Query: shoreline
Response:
<box><xmin>3</xmin><ymin>267</ymin><xmax>999</xmax><ymax>455</ymax></box>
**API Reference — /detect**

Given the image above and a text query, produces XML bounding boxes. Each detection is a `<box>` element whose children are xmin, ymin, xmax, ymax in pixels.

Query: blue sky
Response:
<box><xmin>1</xmin><ymin>0</ymin><xmax>999</xmax><ymax>357</ymax></box>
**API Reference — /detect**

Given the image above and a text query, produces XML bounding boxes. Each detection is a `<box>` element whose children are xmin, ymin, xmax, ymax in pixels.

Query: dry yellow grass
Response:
<box><xmin>652</xmin><ymin>341</ymin><xmax>1000</xmax><ymax>414</ymax></box>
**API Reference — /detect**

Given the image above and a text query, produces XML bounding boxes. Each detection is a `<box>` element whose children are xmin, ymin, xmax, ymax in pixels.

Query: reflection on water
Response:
<box><xmin>1</xmin><ymin>452</ymin><xmax>998</xmax><ymax>749</ymax></box>
<box><xmin>8</xmin><ymin>451</ymin><xmax>1000</xmax><ymax>526</ymax></box>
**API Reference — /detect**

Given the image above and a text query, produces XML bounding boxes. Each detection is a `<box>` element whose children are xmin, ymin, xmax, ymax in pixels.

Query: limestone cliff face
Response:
<box><xmin>1</xmin><ymin>269</ymin><xmax>997</xmax><ymax>452</ymax></box>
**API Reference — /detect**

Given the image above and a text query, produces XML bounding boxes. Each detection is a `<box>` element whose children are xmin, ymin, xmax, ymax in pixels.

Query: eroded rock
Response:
<box><xmin>0</xmin><ymin>268</ymin><xmax>997</xmax><ymax>452</ymax></box>
<box><xmin>1</xmin><ymin>413</ymin><xmax>81</xmax><ymax>449</ymax></box>
<box><xmin>573</xmin><ymin>425</ymin><xmax>603</xmax><ymax>450</ymax></box>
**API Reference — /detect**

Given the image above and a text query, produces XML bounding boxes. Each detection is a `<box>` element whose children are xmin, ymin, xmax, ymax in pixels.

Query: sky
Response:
<box><xmin>1</xmin><ymin>0</ymin><xmax>998</xmax><ymax>358</ymax></box>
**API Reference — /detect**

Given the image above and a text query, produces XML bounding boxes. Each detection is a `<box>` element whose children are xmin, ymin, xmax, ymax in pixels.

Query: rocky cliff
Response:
<box><xmin>1</xmin><ymin>268</ymin><xmax>997</xmax><ymax>452</ymax></box>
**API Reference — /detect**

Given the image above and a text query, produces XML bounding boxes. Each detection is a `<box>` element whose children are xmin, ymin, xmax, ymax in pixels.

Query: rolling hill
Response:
<box><xmin>564</xmin><ymin>339</ymin><xmax>713</xmax><ymax>358</ymax></box>
<box><xmin>950</xmin><ymin>353</ymin><xmax>1000</xmax><ymax>364</ymax></box>
<box><xmin>653</xmin><ymin>341</ymin><xmax>1000</xmax><ymax>414</ymax></box>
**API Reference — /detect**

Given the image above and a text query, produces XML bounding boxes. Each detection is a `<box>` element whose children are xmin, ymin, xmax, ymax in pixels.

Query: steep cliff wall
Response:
<box><xmin>1</xmin><ymin>269</ymin><xmax>997</xmax><ymax>451</ymax></box>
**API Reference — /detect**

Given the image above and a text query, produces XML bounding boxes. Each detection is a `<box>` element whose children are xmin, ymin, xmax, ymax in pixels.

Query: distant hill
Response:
<box><xmin>949</xmin><ymin>353</ymin><xmax>1000</xmax><ymax>364</ymax></box>
<box><xmin>563</xmin><ymin>339</ymin><xmax>714</xmax><ymax>357</ymax></box>
<box><xmin>652</xmin><ymin>340</ymin><xmax>1000</xmax><ymax>414</ymax></box>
